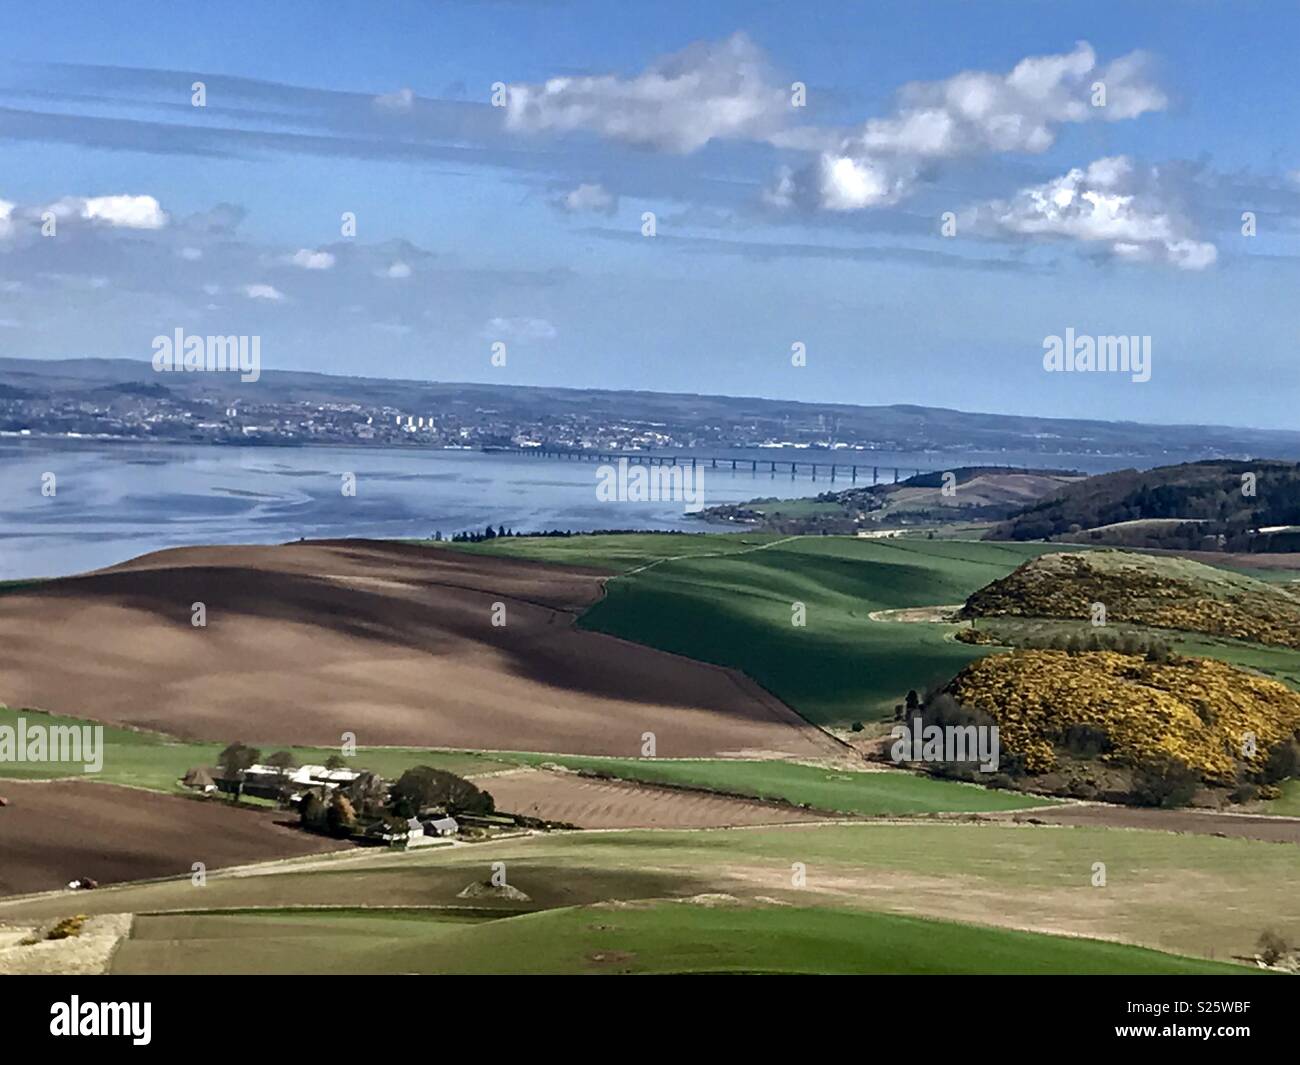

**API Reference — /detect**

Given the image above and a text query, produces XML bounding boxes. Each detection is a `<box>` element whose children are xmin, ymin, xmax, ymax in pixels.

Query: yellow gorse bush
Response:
<box><xmin>947</xmin><ymin>650</ymin><xmax>1300</xmax><ymax>780</ymax></box>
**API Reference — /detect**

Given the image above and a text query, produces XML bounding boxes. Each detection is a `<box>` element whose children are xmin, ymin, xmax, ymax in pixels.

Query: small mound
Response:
<box><xmin>946</xmin><ymin>650</ymin><xmax>1300</xmax><ymax>781</ymax></box>
<box><xmin>457</xmin><ymin>881</ymin><xmax>531</xmax><ymax>902</ymax></box>
<box><xmin>961</xmin><ymin>550</ymin><xmax>1300</xmax><ymax>648</ymax></box>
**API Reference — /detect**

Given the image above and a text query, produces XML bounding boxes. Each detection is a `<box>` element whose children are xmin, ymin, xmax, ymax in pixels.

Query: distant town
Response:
<box><xmin>3</xmin><ymin>356</ymin><xmax>1300</xmax><ymax>463</ymax></box>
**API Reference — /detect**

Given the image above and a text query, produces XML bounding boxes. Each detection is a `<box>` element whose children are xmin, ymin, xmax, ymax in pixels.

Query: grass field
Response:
<box><xmin>454</xmin><ymin>534</ymin><xmax>1068</xmax><ymax>723</ymax></box>
<box><xmin>111</xmin><ymin>901</ymin><xmax>1249</xmax><ymax>975</ymax></box>
<box><xmin>502</xmin><ymin>754</ymin><xmax>1057</xmax><ymax>814</ymax></box>
<box><xmin>0</xmin><ymin>705</ymin><xmax>512</xmax><ymax>790</ymax></box>
<box><xmin>6</xmin><ymin>819</ymin><xmax>1294</xmax><ymax>967</ymax></box>
<box><xmin>0</xmin><ymin>705</ymin><xmax>1057</xmax><ymax>818</ymax></box>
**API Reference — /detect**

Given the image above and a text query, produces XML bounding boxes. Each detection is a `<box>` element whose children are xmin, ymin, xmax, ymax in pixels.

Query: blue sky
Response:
<box><xmin>0</xmin><ymin>0</ymin><xmax>1296</xmax><ymax>428</ymax></box>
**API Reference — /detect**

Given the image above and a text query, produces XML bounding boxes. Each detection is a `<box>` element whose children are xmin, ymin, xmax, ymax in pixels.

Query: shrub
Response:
<box><xmin>1131</xmin><ymin>758</ymin><xmax>1200</xmax><ymax>808</ymax></box>
<box><xmin>1257</xmin><ymin>929</ymin><xmax>1291</xmax><ymax>966</ymax></box>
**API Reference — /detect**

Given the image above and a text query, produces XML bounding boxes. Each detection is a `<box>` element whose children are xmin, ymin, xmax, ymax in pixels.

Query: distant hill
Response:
<box><xmin>4</xmin><ymin>356</ymin><xmax>1300</xmax><ymax>461</ymax></box>
<box><xmin>699</xmin><ymin>466</ymin><xmax>1083</xmax><ymax>534</ymax></box>
<box><xmin>986</xmin><ymin>460</ymin><xmax>1300</xmax><ymax>551</ymax></box>
<box><xmin>959</xmin><ymin>550</ymin><xmax>1300</xmax><ymax>649</ymax></box>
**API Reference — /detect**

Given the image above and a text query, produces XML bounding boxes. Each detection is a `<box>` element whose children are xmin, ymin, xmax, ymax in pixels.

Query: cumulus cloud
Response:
<box><xmin>43</xmin><ymin>193</ymin><xmax>169</xmax><ymax>229</ymax></box>
<box><xmin>505</xmin><ymin>32</ymin><xmax>790</xmax><ymax>153</ymax></box>
<box><xmin>243</xmin><ymin>283</ymin><xmax>286</xmax><ymax>301</ymax></box>
<box><xmin>289</xmin><ymin>248</ymin><xmax>336</xmax><ymax>270</ymax></box>
<box><xmin>381</xmin><ymin>261</ymin><xmax>412</xmax><ymax>279</ymax></box>
<box><xmin>554</xmin><ymin>182</ymin><xmax>618</xmax><ymax>215</ymax></box>
<box><xmin>964</xmin><ymin>156</ymin><xmax>1216</xmax><ymax>269</ymax></box>
<box><xmin>0</xmin><ymin>192</ymin><xmax>171</xmax><ymax>247</ymax></box>
<box><xmin>770</xmin><ymin>42</ymin><xmax>1166</xmax><ymax>212</ymax></box>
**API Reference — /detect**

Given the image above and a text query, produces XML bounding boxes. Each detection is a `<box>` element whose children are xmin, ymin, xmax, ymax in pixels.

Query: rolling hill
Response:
<box><xmin>960</xmin><ymin>550</ymin><xmax>1300</xmax><ymax>649</ymax></box>
<box><xmin>987</xmin><ymin>459</ymin><xmax>1300</xmax><ymax>551</ymax></box>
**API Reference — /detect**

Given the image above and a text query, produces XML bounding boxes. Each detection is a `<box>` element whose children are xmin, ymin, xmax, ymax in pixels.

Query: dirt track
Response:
<box><xmin>486</xmin><ymin>768</ymin><xmax>832</xmax><ymax>828</ymax></box>
<box><xmin>0</xmin><ymin>540</ymin><xmax>842</xmax><ymax>759</ymax></box>
<box><xmin>0</xmin><ymin>780</ymin><xmax>347</xmax><ymax>897</ymax></box>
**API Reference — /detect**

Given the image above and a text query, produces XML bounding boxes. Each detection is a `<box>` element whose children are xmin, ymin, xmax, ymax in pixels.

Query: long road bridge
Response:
<box><xmin>492</xmin><ymin>446</ymin><xmax>941</xmax><ymax>484</ymax></box>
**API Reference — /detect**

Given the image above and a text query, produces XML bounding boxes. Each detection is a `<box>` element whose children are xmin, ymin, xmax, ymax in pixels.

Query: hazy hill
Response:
<box><xmin>4</xmin><ymin>356</ymin><xmax>1300</xmax><ymax>460</ymax></box>
<box><xmin>986</xmin><ymin>460</ymin><xmax>1300</xmax><ymax>551</ymax></box>
<box><xmin>700</xmin><ymin>466</ymin><xmax>1082</xmax><ymax>533</ymax></box>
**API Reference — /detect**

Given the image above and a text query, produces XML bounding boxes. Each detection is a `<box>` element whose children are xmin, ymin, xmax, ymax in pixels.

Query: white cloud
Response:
<box><xmin>381</xmin><ymin>261</ymin><xmax>412</xmax><ymax>279</ymax></box>
<box><xmin>483</xmin><ymin>316</ymin><xmax>557</xmax><ymax>341</ymax></box>
<box><xmin>0</xmin><ymin>200</ymin><xmax>14</xmax><ymax>240</ymax></box>
<box><xmin>966</xmin><ymin>156</ymin><xmax>1216</xmax><ymax>269</ymax></box>
<box><xmin>769</xmin><ymin>42</ymin><xmax>1166</xmax><ymax>212</ymax></box>
<box><xmin>555</xmin><ymin>182</ymin><xmax>618</xmax><ymax>215</ymax></box>
<box><xmin>71</xmin><ymin>194</ymin><xmax>168</xmax><ymax>229</ymax></box>
<box><xmin>178</xmin><ymin>247</ymin><xmax>203</xmax><ymax>261</ymax></box>
<box><xmin>373</xmin><ymin>87</ymin><xmax>415</xmax><ymax>112</ymax></box>
<box><xmin>815</xmin><ymin>154</ymin><xmax>916</xmax><ymax>211</ymax></box>
<box><xmin>505</xmin><ymin>32</ymin><xmax>790</xmax><ymax>153</ymax></box>
<box><xmin>289</xmin><ymin>248</ymin><xmax>336</xmax><ymax>270</ymax></box>
<box><xmin>243</xmin><ymin>283</ymin><xmax>286</xmax><ymax>301</ymax></box>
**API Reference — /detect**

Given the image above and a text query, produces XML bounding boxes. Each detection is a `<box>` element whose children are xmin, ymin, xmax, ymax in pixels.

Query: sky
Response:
<box><xmin>0</xmin><ymin>0</ymin><xmax>1296</xmax><ymax>428</ymax></box>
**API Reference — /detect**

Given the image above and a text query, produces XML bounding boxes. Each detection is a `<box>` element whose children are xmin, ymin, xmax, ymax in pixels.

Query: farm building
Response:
<box><xmin>181</xmin><ymin>767</ymin><xmax>217</xmax><ymax>793</ymax></box>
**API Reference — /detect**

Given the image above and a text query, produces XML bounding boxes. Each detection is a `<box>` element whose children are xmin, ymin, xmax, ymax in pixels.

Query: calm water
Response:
<box><xmin>0</xmin><ymin>440</ymin><xmax>1139</xmax><ymax>579</ymax></box>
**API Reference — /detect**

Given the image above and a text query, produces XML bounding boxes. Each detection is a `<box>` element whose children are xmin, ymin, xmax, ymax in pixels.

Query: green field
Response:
<box><xmin>454</xmin><ymin>534</ymin><xmax>1068</xmax><ymax>723</ymax></box>
<box><xmin>0</xmin><ymin>705</ymin><xmax>1058</xmax><ymax>818</ymax></box>
<box><xmin>6</xmin><ymin>819</ymin><xmax>1294</xmax><ymax>969</ymax></box>
<box><xmin>111</xmin><ymin>901</ymin><xmax>1248</xmax><ymax>975</ymax></box>
<box><xmin>504</xmin><ymin>754</ymin><xmax>1057</xmax><ymax>814</ymax></box>
<box><xmin>1250</xmin><ymin>779</ymin><xmax>1300</xmax><ymax>817</ymax></box>
<box><xmin>0</xmin><ymin>705</ymin><xmax>511</xmax><ymax>790</ymax></box>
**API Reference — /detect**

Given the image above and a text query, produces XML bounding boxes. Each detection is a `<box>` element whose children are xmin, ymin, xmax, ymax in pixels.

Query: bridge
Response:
<box><xmin>491</xmin><ymin>446</ymin><xmax>940</xmax><ymax>485</ymax></box>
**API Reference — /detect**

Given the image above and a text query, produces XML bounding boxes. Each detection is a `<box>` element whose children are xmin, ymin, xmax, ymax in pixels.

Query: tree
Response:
<box><xmin>344</xmin><ymin>772</ymin><xmax>389</xmax><ymax>817</ymax></box>
<box><xmin>326</xmin><ymin>792</ymin><xmax>358</xmax><ymax>837</ymax></box>
<box><xmin>324</xmin><ymin>754</ymin><xmax>348</xmax><ymax>770</ymax></box>
<box><xmin>216</xmin><ymin>742</ymin><xmax>260</xmax><ymax>802</ymax></box>
<box><xmin>300</xmin><ymin>789</ymin><xmax>329</xmax><ymax>831</ymax></box>
<box><xmin>265</xmin><ymin>750</ymin><xmax>298</xmax><ymax>772</ymax></box>
<box><xmin>391</xmin><ymin>765</ymin><xmax>495</xmax><ymax>817</ymax></box>
<box><xmin>218</xmin><ymin>741</ymin><xmax>260</xmax><ymax>776</ymax></box>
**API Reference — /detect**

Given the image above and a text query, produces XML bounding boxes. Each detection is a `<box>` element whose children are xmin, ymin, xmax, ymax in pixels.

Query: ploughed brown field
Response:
<box><xmin>483</xmin><ymin>768</ymin><xmax>833</xmax><ymax>829</ymax></box>
<box><xmin>0</xmin><ymin>780</ymin><xmax>347</xmax><ymax>897</ymax></box>
<box><xmin>0</xmin><ymin>540</ymin><xmax>841</xmax><ymax>759</ymax></box>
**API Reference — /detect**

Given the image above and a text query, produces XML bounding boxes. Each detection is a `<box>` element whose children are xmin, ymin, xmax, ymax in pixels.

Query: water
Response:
<box><xmin>0</xmin><ymin>439</ymin><xmax>1145</xmax><ymax>579</ymax></box>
